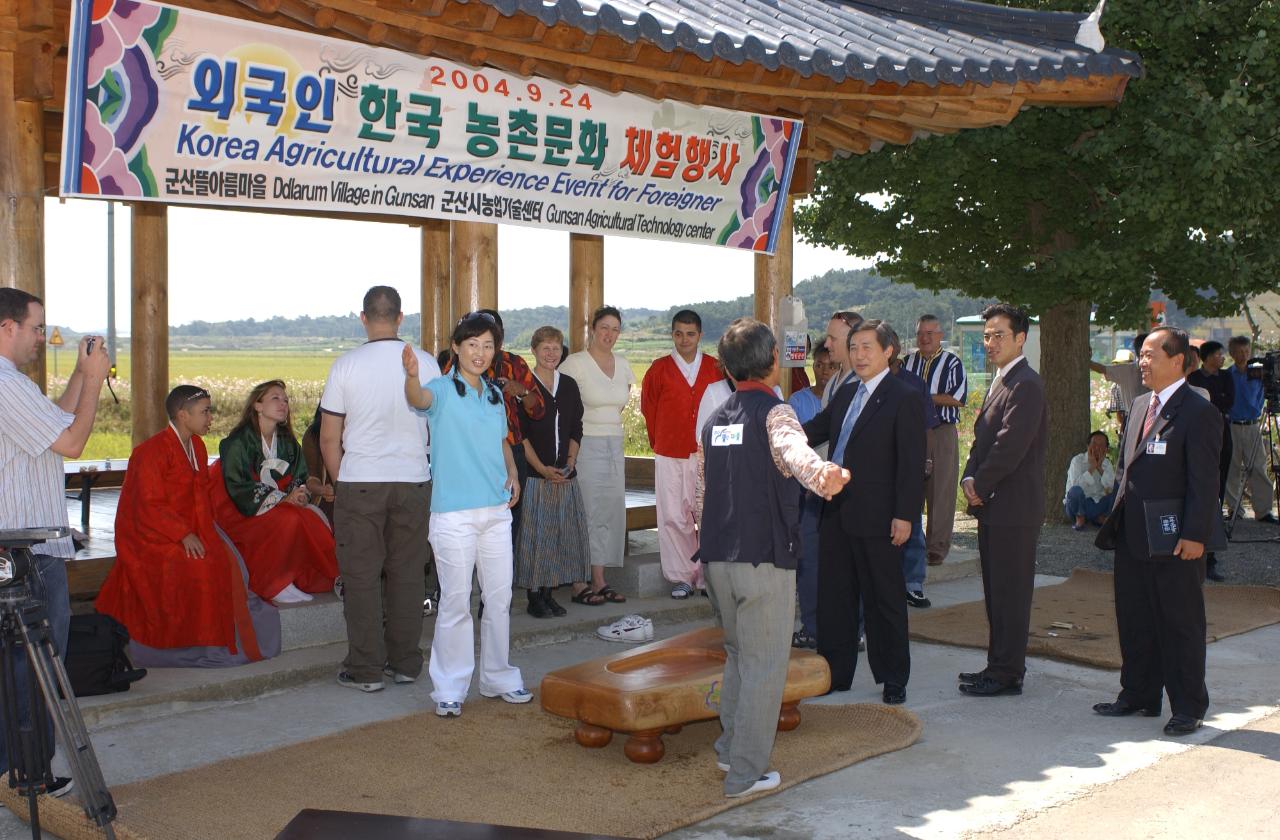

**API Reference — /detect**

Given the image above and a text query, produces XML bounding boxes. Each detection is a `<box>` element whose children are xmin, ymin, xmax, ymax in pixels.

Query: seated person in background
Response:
<box><xmin>97</xmin><ymin>385</ymin><xmax>281</xmax><ymax>668</ymax></box>
<box><xmin>1064</xmin><ymin>430</ymin><xmax>1116</xmax><ymax>530</ymax></box>
<box><xmin>211</xmin><ymin>380</ymin><xmax>338</xmax><ymax>605</ymax></box>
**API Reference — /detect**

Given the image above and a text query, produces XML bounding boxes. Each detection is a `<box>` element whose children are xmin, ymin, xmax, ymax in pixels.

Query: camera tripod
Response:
<box><xmin>0</xmin><ymin>529</ymin><xmax>116</xmax><ymax>839</ymax></box>
<box><xmin>1225</xmin><ymin>408</ymin><xmax>1280</xmax><ymax>544</ymax></box>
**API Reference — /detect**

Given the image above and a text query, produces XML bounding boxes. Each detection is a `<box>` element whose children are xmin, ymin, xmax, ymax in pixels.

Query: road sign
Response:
<box><xmin>48</xmin><ymin>327</ymin><xmax>64</xmax><ymax>346</ymax></box>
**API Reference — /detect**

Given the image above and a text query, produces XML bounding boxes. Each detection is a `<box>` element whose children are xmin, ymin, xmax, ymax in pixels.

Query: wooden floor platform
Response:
<box><xmin>63</xmin><ymin>486</ymin><xmax>658</xmax><ymax>606</ymax></box>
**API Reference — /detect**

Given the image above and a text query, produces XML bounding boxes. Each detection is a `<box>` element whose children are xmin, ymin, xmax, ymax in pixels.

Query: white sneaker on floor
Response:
<box><xmin>725</xmin><ymin>771</ymin><xmax>780</xmax><ymax>798</ymax></box>
<box><xmin>435</xmin><ymin>701</ymin><xmax>462</xmax><ymax>717</ymax></box>
<box><xmin>716</xmin><ymin>760</ymin><xmax>730</xmax><ymax>772</ymax></box>
<box><xmin>382</xmin><ymin>666</ymin><xmax>417</xmax><ymax>684</ymax></box>
<box><xmin>272</xmin><ymin>583</ymin><xmax>313</xmax><ymax>605</ymax></box>
<box><xmin>337</xmin><ymin>670</ymin><xmax>385</xmax><ymax>692</ymax></box>
<box><xmin>596</xmin><ymin>614</ymin><xmax>654</xmax><ymax>643</ymax></box>
<box><xmin>481</xmin><ymin>688</ymin><xmax>533</xmax><ymax>704</ymax></box>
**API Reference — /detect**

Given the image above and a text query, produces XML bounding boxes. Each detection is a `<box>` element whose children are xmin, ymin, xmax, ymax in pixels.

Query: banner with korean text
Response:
<box><xmin>61</xmin><ymin>0</ymin><xmax>803</xmax><ymax>253</ymax></box>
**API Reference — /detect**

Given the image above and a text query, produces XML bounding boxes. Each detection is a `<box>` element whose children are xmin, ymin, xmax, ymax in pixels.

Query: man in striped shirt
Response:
<box><xmin>0</xmin><ymin>288</ymin><xmax>110</xmax><ymax>788</ymax></box>
<box><xmin>903</xmin><ymin>315</ymin><xmax>968</xmax><ymax>567</ymax></box>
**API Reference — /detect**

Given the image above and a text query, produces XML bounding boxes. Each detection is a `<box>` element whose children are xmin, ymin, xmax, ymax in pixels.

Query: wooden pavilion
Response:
<box><xmin>1</xmin><ymin>0</ymin><xmax>1140</xmax><ymax>445</ymax></box>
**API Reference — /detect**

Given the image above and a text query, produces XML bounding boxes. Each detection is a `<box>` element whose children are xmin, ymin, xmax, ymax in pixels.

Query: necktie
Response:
<box><xmin>831</xmin><ymin>383</ymin><xmax>868</xmax><ymax>464</ymax></box>
<box><xmin>1140</xmin><ymin>394</ymin><xmax>1161</xmax><ymax>440</ymax></box>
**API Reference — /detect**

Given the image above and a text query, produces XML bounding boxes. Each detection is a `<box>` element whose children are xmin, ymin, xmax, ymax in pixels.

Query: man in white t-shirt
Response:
<box><xmin>320</xmin><ymin>286</ymin><xmax>441</xmax><ymax>693</ymax></box>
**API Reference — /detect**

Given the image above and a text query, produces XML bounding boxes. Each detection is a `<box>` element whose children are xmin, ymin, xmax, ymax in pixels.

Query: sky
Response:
<box><xmin>43</xmin><ymin>198</ymin><xmax>874</xmax><ymax>334</ymax></box>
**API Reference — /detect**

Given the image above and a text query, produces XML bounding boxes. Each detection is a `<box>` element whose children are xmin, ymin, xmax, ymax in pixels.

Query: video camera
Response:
<box><xmin>0</xmin><ymin>528</ymin><xmax>65</xmax><ymax>589</ymax></box>
<box><xmin>1247</xmin><ymin>351</ymin><xmax>1280</xmax><ymax>413</ymax></box>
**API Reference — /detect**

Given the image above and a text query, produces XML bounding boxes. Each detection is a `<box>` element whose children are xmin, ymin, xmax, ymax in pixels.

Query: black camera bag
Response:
<box><xmin>64</xmin><ymin>614</ymin><xmax>147</xmax><ymax>697</ymax></box>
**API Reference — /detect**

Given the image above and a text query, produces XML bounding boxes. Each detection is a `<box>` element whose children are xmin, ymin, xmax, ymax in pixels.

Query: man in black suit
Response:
<box><xmin>1093</xmin><ymin>326</ymin><xmax>1220</xmax><ymax>736</ymax></box>
<box><xmin>958</xmin><ymin>303</ymin><xmax>1048</xmax><ymax>697</ymax></box>
<box><xmin>804</xmin><ymin>320</ymin><xmax>926</xmax><ymax>704</ymax></box>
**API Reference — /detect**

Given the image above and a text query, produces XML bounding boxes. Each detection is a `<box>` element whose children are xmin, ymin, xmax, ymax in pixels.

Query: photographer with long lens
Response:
<box><xmin>1226</xmin><ymin>336</ymin><xmax>1277</xmax><ymax>524</ymax></box>
<box><xmin>0</xmin><ymin>288</ymin><xmax>110</xmax><ymax>793</ymax></box>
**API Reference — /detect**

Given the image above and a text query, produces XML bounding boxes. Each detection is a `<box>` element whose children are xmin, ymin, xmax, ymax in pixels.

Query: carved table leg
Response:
<box><xmin>623</xmin><ymin>729</ymin><xmax>666</xmax><ymax>763</ymax></box>
<box><xmin>575</xmin><ymin>722</ymin><xmax>613</xmax><ymax>748</ymax></box>
<box><xmin>777</xmin><ymin>702</ymin><xmax>801</xmax><ymax>731</ymax></box>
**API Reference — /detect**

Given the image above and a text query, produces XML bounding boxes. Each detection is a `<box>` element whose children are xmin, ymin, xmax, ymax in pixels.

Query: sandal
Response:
<box><xmin>571</xmin><ymin>587</ymin><xmax>606</xmax><ymax>606</ymax></box>
<box><xmin>670</xmin><ymin>582</ymin><xmax>694</xmax><ymax>600</ymax></box>
<box><xmin>596</xmin><ymin>585</ymin><xmax>627</xmax><ymax>604</ymax></box>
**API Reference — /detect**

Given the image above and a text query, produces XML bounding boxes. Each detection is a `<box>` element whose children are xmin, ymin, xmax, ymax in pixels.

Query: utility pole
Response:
<box><xmin>106</xmin><ymin>202</ymin><xmax>117</xmax><ymax>360</ymax></box>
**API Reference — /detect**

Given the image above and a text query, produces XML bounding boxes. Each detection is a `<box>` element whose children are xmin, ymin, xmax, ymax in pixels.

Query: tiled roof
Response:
<box><xmin>476</xmin><ymin>0</ymin><xmax>1142</xmax><ymax>87</ymax></box>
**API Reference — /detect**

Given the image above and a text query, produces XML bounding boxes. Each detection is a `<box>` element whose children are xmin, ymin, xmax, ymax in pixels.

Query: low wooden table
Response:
<box><xmin>540</xmin><ymin>627</ymin><xmax>830</xmax><ymax>763</ymax></box>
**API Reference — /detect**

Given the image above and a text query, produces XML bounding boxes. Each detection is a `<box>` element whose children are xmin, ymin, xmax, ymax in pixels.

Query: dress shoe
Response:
<box><xmin>1093</xmin><ymin>698</ymin><xmax>1161</xmax><ymax>717</ymax></box>
<box><xmin>1163</xmin><ymin>714</ymin><xmax>1203</xmax><ymax>736</ymax></box>
<box><xmin>958</xmin><ymin>675</ymin><xmax>1022</xmax><ymax>697</ymax></box>
<box><xmin>957</xmin><ymin>670</ymin><xmax>985</xmax><ymax>683</ymax></box>
<box><xmin>1205</xmin><ymin>567</ymin><xmax>1225</xmax><ymax>582</ymax></box>
<box><xmin>883</xmin><ymin>684</ymin><xmax>906</xmax><ymax>705</ymax></box>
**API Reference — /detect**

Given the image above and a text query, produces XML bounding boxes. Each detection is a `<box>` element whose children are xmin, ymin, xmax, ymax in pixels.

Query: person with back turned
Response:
<box><xmin>698</xmin><ymin>318</ymin><xmax>849</xmax><ymax>797</ymax></box>
<box><xmin>1092</xmin><ymin>327</ymin><xmax>1221</xmax><ymax>736</ymax></box>
<box><xmin>957</xmin><ymin>303</ymin><xmax>1048</xmax><ymax>698</ymax></box>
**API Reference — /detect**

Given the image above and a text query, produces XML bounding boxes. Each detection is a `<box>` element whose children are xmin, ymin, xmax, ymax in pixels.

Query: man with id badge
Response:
<box><xmin>1093</xmin><ymin>326</ymin><xmax>1222</xmax><ymax>736</ymax></box>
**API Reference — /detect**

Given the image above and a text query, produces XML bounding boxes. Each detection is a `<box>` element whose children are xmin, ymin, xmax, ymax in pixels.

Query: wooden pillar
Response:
<box><xmin>568</xmin><ymin>233</ymin><xmax>604</xmax><ymax>352</ymax></box>
<box><xmin>449</xmin><ymin>221</ymin><xmax>498</xmax><ymax>324</ymax></box>
<box><xmin>131</xmin><ymin>203</ymin><xmax>168</xmax><ymax>447</ymax></box>
<box><xmin>420</xmin><ymin>218</ymin><xmax>450</xmax><ymax>352</ymax></box>
<box><xmin>754</xmin><ymin>198</ymin><xmax>794</xmax><ymax>396</ymax></box>
<box><xmin>0</xmin><ymin>61</ymin><xmax>49</xmax><ymax>388</ymax></box>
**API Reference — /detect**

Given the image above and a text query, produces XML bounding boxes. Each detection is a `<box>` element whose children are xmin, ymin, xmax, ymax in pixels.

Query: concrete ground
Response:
<box><xmin>2</xmin><ymin>572</ymin><xmax>1277</xmax><ymax>839</ymax></box>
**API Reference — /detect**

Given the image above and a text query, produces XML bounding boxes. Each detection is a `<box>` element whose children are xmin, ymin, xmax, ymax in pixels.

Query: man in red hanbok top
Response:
<box><xmin>96</xmin><ymin>386</ymin><xmax>281</xmax><ymax>667</ymax></box>
<box><xmin>641</xmin><ymin>309</ymin><xmax>723</xmax><ymax>598</ymax></box>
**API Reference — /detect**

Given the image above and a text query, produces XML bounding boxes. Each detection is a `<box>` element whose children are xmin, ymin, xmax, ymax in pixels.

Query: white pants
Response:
<box><xmin>428</xmin><ymin>505</ymin><xmax>524</xmax><ymax>703</ymax></box>
<box><xmin>655</xmin><ymin>454</ymin><xmax>703</xmax><ymax>588</ymax></box>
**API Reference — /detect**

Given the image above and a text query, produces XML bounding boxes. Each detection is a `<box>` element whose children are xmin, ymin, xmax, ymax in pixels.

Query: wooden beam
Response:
<box><xmin>15</xmin><ymin>32</ymin><xmax>53</xmax><ymax>100</ymax></box>
<box><xmin>449</xmin><ymin>220</ymin><xmax>497</xmax><ymax>323</ymax></box>
<box><xmin>754</xmin><ymin>198</ymin><xmax>793</xmax><ymax>397</ymax></box>
<box><xmin>420</xmin><ymin>217</ymin><xmax>449</xmax><ymax>353</ymax></box>
<box><xmin>130</xmin><ymin>202</ymin><xmax>168</xmax><ymax>446</ymax></box>
<box><xmin>568</xmin><ymin>233</ymin><xmax>603</xmax><ymax>354</ymax></box>
<box><xmin>0</xmin><ymin>62</ymin><xmax>49</xmax><ymax>388</ymax></box>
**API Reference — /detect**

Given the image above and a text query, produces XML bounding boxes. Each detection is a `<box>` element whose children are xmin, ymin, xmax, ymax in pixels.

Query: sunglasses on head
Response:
<box><xmin>458</xmin><ymin>311</ymin><xmax>496</xmax><ymax>325</ymax></box>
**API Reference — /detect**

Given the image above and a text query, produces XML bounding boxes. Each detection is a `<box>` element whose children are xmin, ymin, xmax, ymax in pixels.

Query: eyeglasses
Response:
<box><xmin>981</xmin><ymin>331</ymin><xmax>1010</xmax><ymax>343</ymax></box>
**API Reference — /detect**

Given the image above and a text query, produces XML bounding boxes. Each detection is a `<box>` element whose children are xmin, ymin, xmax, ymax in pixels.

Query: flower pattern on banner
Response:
<box><xmin>718</xmin><ymin>118</ymin><xmax>796</xmax><ymax>252</ymax></box>
<box><xmin>78</xmin><ymin>0</ymin><xmax>174</xmax><ymax>196</ymax></box>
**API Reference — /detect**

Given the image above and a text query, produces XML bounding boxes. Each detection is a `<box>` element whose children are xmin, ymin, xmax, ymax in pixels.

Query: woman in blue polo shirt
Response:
<box><xmin>403</xmin><ymin>312</ymin><xmax>530</xmax><ymax>717</ymax></box>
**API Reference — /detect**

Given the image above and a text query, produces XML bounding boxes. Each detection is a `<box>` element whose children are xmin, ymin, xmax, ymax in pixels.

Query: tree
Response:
<box><xmin>795</xmin><ymin>0</ymin><xmax>1280</xmax><ymax>520</ymax></box>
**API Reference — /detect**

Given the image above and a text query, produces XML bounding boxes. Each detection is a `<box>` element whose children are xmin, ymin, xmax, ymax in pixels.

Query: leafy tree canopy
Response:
<box><xmin>795</xmin><ymin>0</ymin><xmax>1280</xmax><ymax>328</ymax></box>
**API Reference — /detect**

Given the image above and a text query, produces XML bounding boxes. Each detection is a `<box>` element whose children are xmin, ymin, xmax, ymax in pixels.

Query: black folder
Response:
<box><xmin>1142</xmin><ymin>499</ymin><xmax>1228</xmax><ymax>555</ymax></box>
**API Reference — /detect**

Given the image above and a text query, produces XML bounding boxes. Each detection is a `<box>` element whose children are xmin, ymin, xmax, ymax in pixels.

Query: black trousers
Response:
<box><xmin>816</xmin><ymin>514</ymin><xmax>910</xmax><ymax>690</ymax></box>
<box><xmin>1114</xmin><ymin>539</ymin><xmax>1209</xmax><ymax>718</ymax></box>
<box><xmin>509</xmin><ymin>442</ymin><xmax>529</xmax><ymax>550</ymax></box>
<box><xmin>976</xmin><ymin>521</ymin><xmax>1039</xmax><ymax>682</ymax></box>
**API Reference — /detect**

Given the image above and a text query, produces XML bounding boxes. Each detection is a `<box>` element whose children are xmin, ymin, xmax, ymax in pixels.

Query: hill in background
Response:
<box><xmin>162</xmin><ymin>269</ymin><xmax>994</xmax><ymax>352</ymax></box>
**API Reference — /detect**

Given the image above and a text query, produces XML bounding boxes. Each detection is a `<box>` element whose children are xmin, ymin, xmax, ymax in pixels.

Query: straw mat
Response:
<box><xmin>0</xmin><ymin>701</ymin><xmax>921</xmax><ymax>839</ymax></box>
<box><xmin>909</xmin><ymin>568</ymin><xmax>1280</xmax><ymax>669</ymax></box>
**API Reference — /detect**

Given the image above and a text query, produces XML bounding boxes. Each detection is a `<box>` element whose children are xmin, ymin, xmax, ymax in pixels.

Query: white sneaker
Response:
<box><xmin>596</xmin><ymin>614</ymin><xmax>654</xmax><ymax>643</ymax></box>
<box><xmin>382</xmin><ymin>666</ymin><xmax>417</xmax><ymax>684</ymax></box>
<box><xmin>716</xmin><ymin>760</ymin><xmax>730</xmax><ymax>772</ymax></box>
<box><xmin>337</xmin><ymin>670</ymin><xmax>385</xmax><ymax>693</ymax></box>
<box><xmin>481</xmin><ymin>688</ymin><xmax>533</xmax><ymax>704</ymax></box>
<box><xmin>726</xmin><ymin>771</ymin><xmax>780</xmax><ymax>798</ymax></box>
<box><xmin>435</xmin><ymin>701</ymin><xmax>462</xmax><ymax>717</ymax></box>
<box><xmin>272</xmin><ymin>583</ymin><xmax>313</xmax><ymax>605</ymax></box>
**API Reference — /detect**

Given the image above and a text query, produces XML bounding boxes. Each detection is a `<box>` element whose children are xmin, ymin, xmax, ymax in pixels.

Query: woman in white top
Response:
<box><xmin>558</xmin><ymin>306</ymin><xmax>636</xmax><ymax>604</ymax></box>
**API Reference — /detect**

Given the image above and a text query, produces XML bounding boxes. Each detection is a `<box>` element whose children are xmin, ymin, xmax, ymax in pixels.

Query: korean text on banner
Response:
<box><xmin>61</xmin><ymin>0</ymin><xmax>804</xmax><ymax>253</ymax></box>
